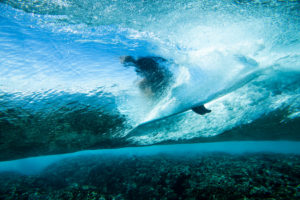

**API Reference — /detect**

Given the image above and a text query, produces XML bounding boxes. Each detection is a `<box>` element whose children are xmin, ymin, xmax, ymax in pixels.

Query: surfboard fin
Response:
<box><xmin>191</xmin><ymin>105</ymin><xmax>211</xmax><ymax>115</ymax></box>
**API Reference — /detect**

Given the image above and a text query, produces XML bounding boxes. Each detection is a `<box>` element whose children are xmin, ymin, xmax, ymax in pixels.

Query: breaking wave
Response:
<box><xmin>0</xmin><ymin>0</ymin><xmax>299</xmax><ymax>160</ymax></box>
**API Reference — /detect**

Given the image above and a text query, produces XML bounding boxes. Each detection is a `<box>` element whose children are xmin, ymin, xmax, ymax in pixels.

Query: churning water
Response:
<box><xmin>0</xmin><ymin>1</ymin><xmax>300</xmax><ymax>199</ymax></box>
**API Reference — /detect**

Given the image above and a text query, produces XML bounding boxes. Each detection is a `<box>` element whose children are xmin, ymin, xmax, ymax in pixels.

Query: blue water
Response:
<box><xmin>1</xmin><ymin>141</ymin><xmax>300</xmax><ymax>175</ymax></box>
<box><xmin>0</xmin><ymin>0</ymin><xmax>299</xmax><ymax>162</ymax></box>
<box><xmin>0</xmin><ymin>2</ymin><xmax>300</xmax><ymax>199</ymax></box>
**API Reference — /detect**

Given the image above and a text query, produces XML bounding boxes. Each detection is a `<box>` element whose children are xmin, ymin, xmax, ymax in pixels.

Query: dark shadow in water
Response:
<box><xmin>0</xmin><ymin>92</ymin><xmax>130</xmax><ymax>161</ymax></box>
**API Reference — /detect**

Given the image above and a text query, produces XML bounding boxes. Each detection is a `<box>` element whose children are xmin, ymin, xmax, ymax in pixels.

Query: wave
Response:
<box><xmin>0</xmin><ymin>0</ymin><xmax>299</xmax><ymax>160</ymax></box>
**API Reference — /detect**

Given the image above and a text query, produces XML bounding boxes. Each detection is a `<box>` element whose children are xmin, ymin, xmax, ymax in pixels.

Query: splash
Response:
<box><xmin>0</xmin><ymin>0</ymin><xmax>299</xmax><ymax>160</ymax></box>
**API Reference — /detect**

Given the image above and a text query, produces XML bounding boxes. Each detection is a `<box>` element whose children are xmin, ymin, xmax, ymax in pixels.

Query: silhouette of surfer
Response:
<box><xmin>121</xmin><ymin>55</ymin><xmax>211</xmax><ymax>115</ymax></box>
<box><xmin>121</xmin><ymin>56</ymin><xmax>172</xmax><ymax>99</ymax></box>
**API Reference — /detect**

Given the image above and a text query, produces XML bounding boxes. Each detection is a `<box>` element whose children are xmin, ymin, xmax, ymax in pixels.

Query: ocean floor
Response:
<box><xmin>0</xmin><ymin>151</ymin><xmax>300</xmax><ymax>200</ymax></box>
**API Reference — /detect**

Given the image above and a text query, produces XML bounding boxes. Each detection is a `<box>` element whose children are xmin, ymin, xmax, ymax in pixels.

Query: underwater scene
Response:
<box><xmin>0</xmin><ymin>0</ymin><xmax>299</xmax><ymax>199</ymax></box>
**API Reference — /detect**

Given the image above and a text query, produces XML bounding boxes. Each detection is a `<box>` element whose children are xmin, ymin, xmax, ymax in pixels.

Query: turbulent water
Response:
<box><xmin>0</xmin><ymin>0</ymin><xmax>300</xmax><ymax>160</ymax></box>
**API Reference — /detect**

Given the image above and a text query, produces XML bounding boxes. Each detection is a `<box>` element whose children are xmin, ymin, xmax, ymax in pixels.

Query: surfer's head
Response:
<box><xmin>120</xmin><ymin>56</ymin><xmax>161</xmax><ymax>75</ymax></box>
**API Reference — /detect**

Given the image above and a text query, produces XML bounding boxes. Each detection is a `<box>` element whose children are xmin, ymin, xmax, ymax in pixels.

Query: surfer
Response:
<box><xmin>121</xmin><ymin>55</ymin><xmax>211</xmax><ymax>115</ymax></box>
<box><xmin>120</xmin><ymin>56</ymin><xmax>172</xmax><ymax>99</ymax></box>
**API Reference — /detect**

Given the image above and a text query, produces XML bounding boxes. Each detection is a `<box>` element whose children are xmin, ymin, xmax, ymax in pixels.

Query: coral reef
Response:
<box><xmin>0</xmin><ymin>152</ymin><xmax>299</xmax><ymax>199</ymax></box>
